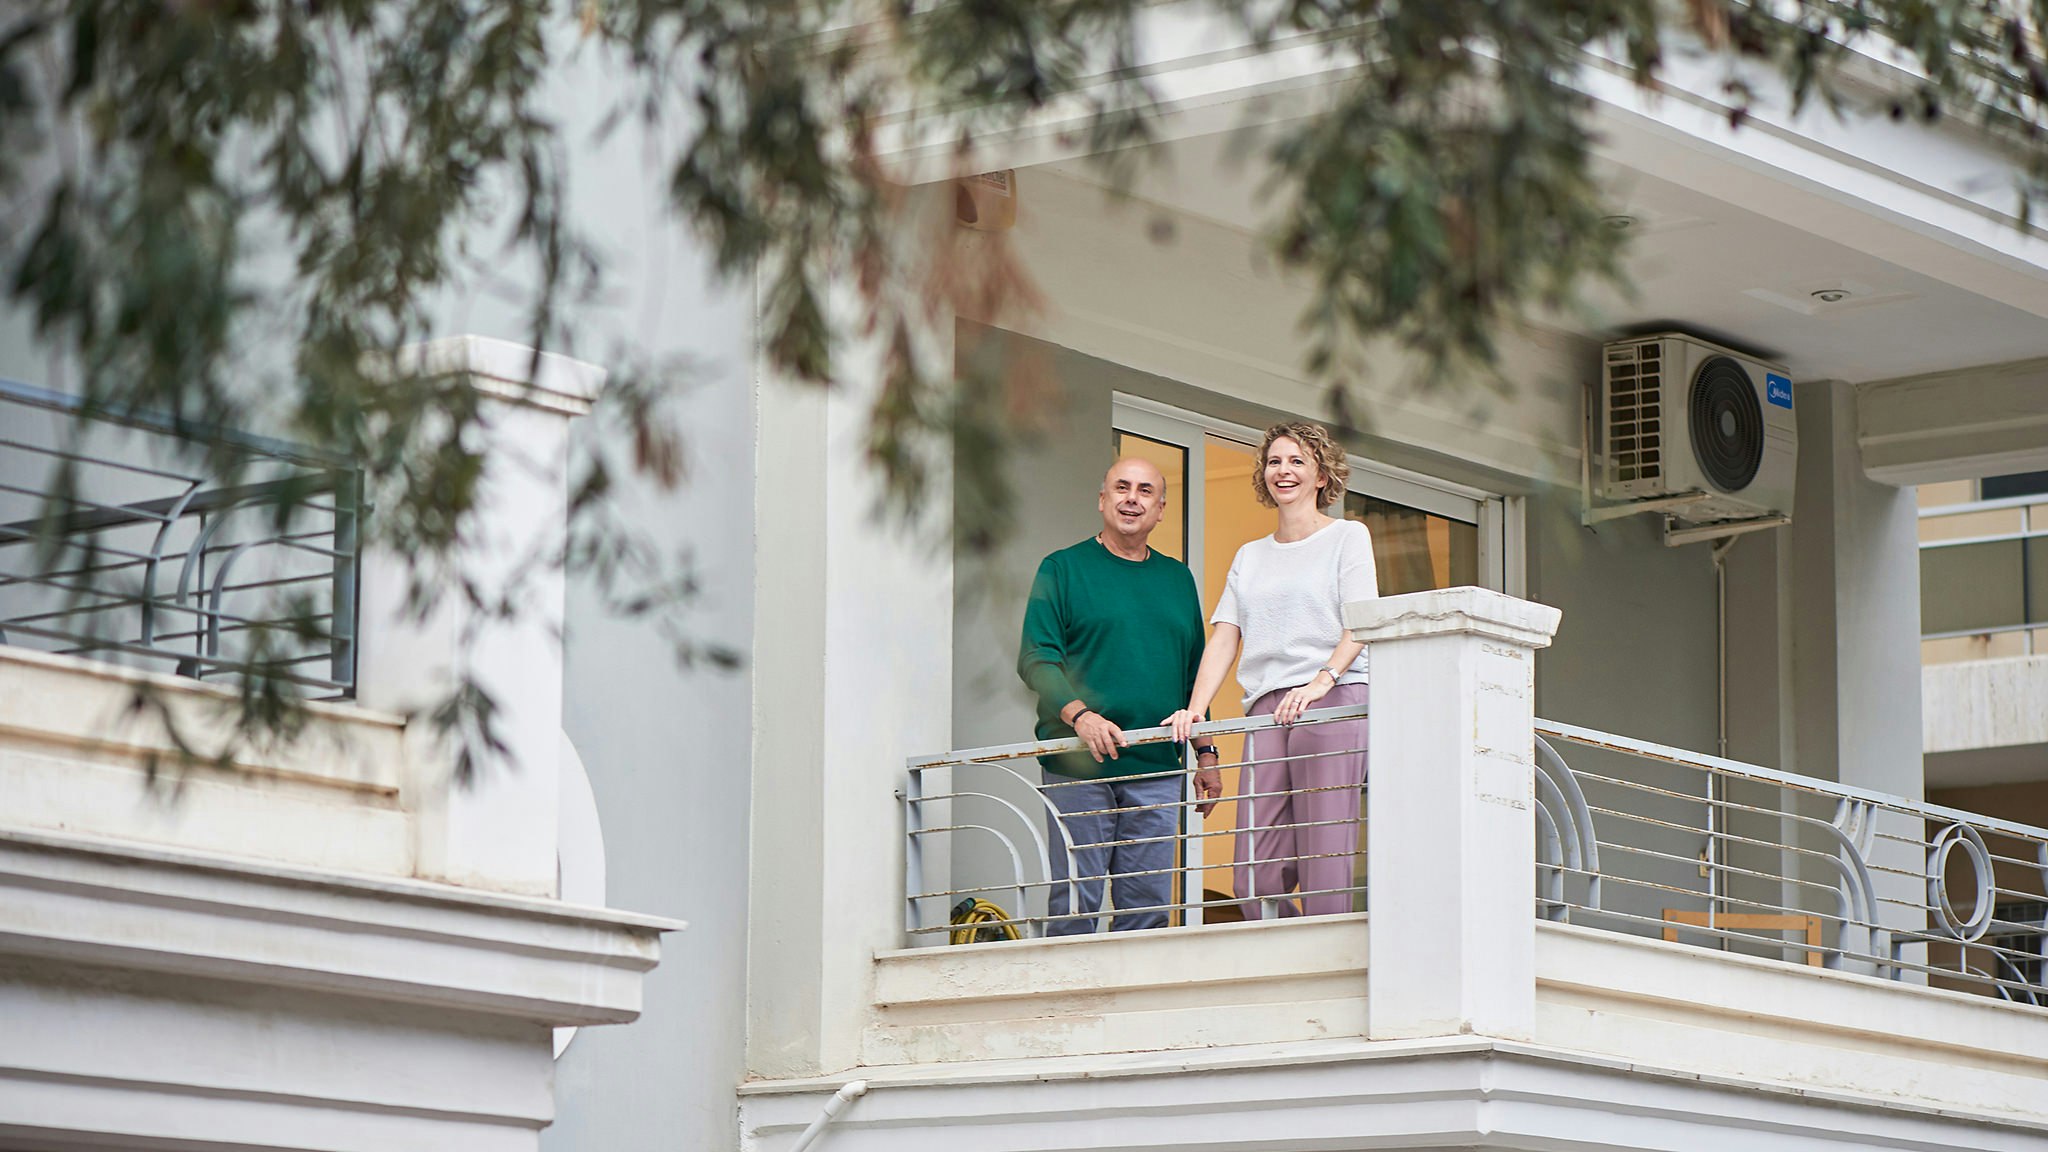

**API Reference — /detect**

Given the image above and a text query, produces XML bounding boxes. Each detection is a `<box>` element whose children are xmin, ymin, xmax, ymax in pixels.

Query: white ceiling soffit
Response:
<box><xmin>1858</xmin><ymin>358</ymin><xmax>2048</xmax><ymax>485</ymax></box>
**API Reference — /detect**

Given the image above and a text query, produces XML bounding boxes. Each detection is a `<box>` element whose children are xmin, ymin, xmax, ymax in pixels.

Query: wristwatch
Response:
<box><xmin>1194</xmin><ymin>744</ymin><xmax>1220</xmax><ymax>759</ymax></box>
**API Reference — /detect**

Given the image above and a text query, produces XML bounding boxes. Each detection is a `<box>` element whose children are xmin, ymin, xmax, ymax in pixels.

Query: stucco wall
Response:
<box><xmin>412</xmin><ymin>47</ymin><xmax>758</xmax><ymax>1152</ymax></box>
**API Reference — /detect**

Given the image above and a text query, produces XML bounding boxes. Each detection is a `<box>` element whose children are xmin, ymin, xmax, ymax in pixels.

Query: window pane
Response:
<box><xmin>1917</xmin><ymin>480</ymin><xmax>1975</xmax><ymax>509</ymax></box>
<box><xmin>2029</xmin><ymin>537</ymin><xmax>2048</xmax><ymax>627</ymax></box>
<box><xmin>1344</xmin><ymin>492</ymin><xmax>1477</xmax><ymax>596</ymax></box>
<box><xmin>1918</xmin><ymin>507</ymin><xmax>2023</xmax><ymax>543</ymax></box>
<box><xmin>1921</xmin><ymin>540</ymin><xmax>2026</xmax><ymax>634</ymax></box>
<box><xmin>1982</xmin><ymin>471</ymin><xmax>2048</xmax><ymax>501</ymax></box>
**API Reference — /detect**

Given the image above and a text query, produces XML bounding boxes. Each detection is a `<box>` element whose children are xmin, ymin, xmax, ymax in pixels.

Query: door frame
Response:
<box><xmin>1112</xmin><ymin>392</ymin><xmax>1519</xmax><ymax>597</ymax></box>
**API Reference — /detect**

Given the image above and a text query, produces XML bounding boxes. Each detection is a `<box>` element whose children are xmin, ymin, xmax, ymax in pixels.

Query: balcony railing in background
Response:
<box><xmin>1919</xmin><ymin>488</ymin><xmax>2048</xmax><ymax>663</ymax></box>
<box><xmin>1536</xmin><ymin>718</ymin><xmax>2048</xmax><ymax>1004</ymax></box>
<box><xmin>902</xmin><ymin>704</ymin><xmax>1370</xmax><ymax>943</ymax></box>
<box><xmin>0</xmin><ymin>380</ymin><xmax>361</xmax><ymax>698</ymax></box>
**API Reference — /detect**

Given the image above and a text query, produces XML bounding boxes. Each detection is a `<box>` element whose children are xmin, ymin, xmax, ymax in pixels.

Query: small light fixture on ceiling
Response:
<box><xmin>1602</xmin><ymin>214</ymin><xmax>1638</xmax><ymax>232</ymax></box>
<box><xmin>1810</xmin><ymin>288</ymin><xmax>1853</xmax><ymax>303</ymax></box>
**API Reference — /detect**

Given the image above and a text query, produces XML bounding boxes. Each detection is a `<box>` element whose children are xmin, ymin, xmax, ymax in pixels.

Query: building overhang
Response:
<box><xmin>0</xmin><ymin>825</ymin><xmax>680</xmax><ymax>1152</ymax></box>
<box><xmin>740</xmin><ymin>1036</ymin><xmax>2048</xmax><ymax>1152</ymax></box>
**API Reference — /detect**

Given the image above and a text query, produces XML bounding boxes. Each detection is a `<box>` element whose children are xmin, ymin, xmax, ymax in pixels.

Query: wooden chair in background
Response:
<box><xmin>1662</xmin><ymin>909</ymin><xmax>1824</xmax><ymax>967</ymax></box>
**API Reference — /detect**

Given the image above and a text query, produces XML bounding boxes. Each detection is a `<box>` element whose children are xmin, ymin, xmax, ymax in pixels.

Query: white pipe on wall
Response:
<box><xmin>786</xmin><ymin>1080</ymin><xmax>869</xmax><ymax>1152</ymax></box>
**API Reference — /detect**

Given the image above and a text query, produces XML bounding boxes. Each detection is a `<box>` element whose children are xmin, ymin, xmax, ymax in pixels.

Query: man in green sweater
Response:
<box><xmin>1018</xmin><ymin>457</ymin><xmax>1221</xmax><ymax>934</ymax></box>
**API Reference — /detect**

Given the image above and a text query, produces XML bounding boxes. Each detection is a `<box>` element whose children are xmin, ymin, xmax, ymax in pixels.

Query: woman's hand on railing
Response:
<box><xmin>1164</xmin><ymin>708</ymin><xmax>1201</xmax><ymax>743</ymax></box>
<box><xmin>1275</xmin><ymin>676</ymin><xmax>1334</xmax><ymax>724</ymax></box>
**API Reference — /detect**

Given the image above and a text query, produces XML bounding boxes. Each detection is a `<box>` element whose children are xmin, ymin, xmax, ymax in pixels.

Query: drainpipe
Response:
<box><xmin>1709</xmin><ymin>535</ymin><xmax>1739</xmax><ymax>927</ymax></box>
<box><xmin>786</xmin><ymin>1080</ymin><xmax>868</xmax><ymax>1152</ymax></box>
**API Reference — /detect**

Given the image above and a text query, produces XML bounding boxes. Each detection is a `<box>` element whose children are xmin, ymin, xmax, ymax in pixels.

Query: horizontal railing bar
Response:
<box><xmin>193</xmin><ymin>648</ymin><xmax>350</xmax><ymax>676</ymax></box>
<box><xmin>0</xmin><ymin>378</ymin><xmax>354</xmax><ymax>469</ymax></box>
<box><xmin>924</xmin><ymin>777</ymin><xmax>1362</xmax><ymax>813</ymax></box>
<box><xmin>0</xmin><ymin>476</ymin><xmax>339</xmax><ymax>543</ymax></box>
<box><xmin>1590</xmin><ymin>839</ymin><xmax>1846</xmax><ymax>896</ymax></box>
<box><xmin>0</xmin><ymin>479</ymin><xmax>188</xmax><ymax>526</ymax></box>
<box><xmin>211</xmin><ymin>573</ymin><xmax>339</xmax><ymax>597</ymax></box>
<box><xmin>1580</xmin><ymin>802</ymin><xmax>1862</xmax><ymax>870</ymax></box>
<box><xmin>0</xmin><ymin>620</ymin><xmax>349</xmax><ymax>689</ymax></box>
<box><xmin>0</xmin><ymin>434</ymin><xmax>207</xmax><ymax>483</ymax></box>
<box><xmin>910</xmin><ymin>703</ymin><xmax>1369</xmax><ymax>769</ymax></box>
<box><xmin>1556</xmin><ymin>900</ymin><xmax>2048</xmax><ymax>999</ymax></box>
<box><xmin>1543</xmin><ymin>865</ymin><xmax>2048</xmax><ymax>967</ymax></box>
<box><xmin>156</xmin><ymin>614</ymin><xmax>339</xmax><ymax>645</ymax></box>
<box><xmin>0</xmin><ymin>574</ymin><xmax>324</xmax><ymax>629</ymax></box>
<box><xmin>0</xmin><ymin>550</ymin><xmax>180</xmax><ymax>586</ymax></box>
<box><xmin>909</xmin><ymin>882</ymin><xmax>1368</xmax><ymax>928</ymax></box>
<box><xmin>1920</xmin><ymin>493</ymin><xmax>2048</xmax><ymax>519</ymax></box>
<box><xmin>1538</xmin><ymin>718</ymin><xmax>2048</xmax><ymax>845</ymax></box>
<box><xmin>1921</xmin><ymin>623</ymin><xmax>2045</xmax><ymax>642</ymax></box>
<box><xmin>1917</xmin><ymin>528</ymin><xmax>2048</xmax><ymax>551</ymax></box>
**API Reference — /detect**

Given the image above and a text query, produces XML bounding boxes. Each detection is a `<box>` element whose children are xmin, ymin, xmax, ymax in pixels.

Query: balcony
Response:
<box><xmin>742</xmin><ymin>587</ymin><xmax>2048</xmax><ymax>1152</ymax></box>
<box><xmin>0</xmin><ymin>340</ymin><xmax>677</xmax><ymax>1152</ymax></box>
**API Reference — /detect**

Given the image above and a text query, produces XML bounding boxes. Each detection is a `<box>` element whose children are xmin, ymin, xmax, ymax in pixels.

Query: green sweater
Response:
<box><xmin>1018</xmin><ymin>538</ymin><xmax>1205</xmax><ymax>779</ymax></box>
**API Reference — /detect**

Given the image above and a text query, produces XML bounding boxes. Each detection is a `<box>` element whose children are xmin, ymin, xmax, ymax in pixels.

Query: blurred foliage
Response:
<box><xmin>1</xmin><ymin>0</ymin><xmax>2044</xmax><ymax>770</ymax></box>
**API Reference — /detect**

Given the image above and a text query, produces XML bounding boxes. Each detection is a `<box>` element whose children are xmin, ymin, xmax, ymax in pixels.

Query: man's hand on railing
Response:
<box><xmin>1194</xmin><ymin>765</ymin><xmax>1223</xmax><ymax>816</ymax></box>
<box><xmin>1074</xmin><ymin>710</ymin><xmax>1127</xmax><ymax>763</ymax></box>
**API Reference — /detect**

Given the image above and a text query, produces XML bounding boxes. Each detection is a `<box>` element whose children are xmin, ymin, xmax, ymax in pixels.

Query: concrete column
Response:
<box><xmin>746</xmin><ymin>289</ymin><xmax>955</xmax><ymax>1079</ymax></box>
<box><xmin>1789</xmin><ymin>379</ymin><xmax>1924</xmax><ymax>797</ymax></box>
<box><xmin>1346</xmin><ymin>587</ymin><xmax>1562</xmax><ymax>1041</ymax></box>
<box><xmin>1786</xmin><ymin>379</ymin><xmax>1926</xmax><ymax>976</ymax></box>
<box><xmin>357</xmin><ymin>335</ymin><xmax>603</xmax><ymax>897</ymax></box>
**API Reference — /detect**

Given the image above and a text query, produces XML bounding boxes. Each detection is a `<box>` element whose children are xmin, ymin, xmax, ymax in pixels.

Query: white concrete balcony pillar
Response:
<box><xmin>1346</xmin><ymin>587</ymin><xmax>1562</xmax><ymax>1042</ymax></box>
<box><xmin>357</xmin><ymin>335</ymin><xmax>604</xmax><ymax>897</ymax></box>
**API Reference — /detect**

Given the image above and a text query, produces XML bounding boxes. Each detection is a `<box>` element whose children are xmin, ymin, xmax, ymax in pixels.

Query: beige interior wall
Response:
<box><xmin>1197</xmin><ymin>436</ymin><xmax>1270</xmax><ymax>900</ymax></box>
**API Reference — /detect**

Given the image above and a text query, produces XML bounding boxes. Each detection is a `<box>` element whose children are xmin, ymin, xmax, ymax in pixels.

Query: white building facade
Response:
<box><xmin>4</xmin><ymin>6</ymin><xmax>2048</xmax><ymax>1152</ymax></box>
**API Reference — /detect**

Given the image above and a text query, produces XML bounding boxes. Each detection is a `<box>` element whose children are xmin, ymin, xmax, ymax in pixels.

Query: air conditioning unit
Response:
<box><xmin>1599</xmin><ymin>333</ymin><xmax>1796</xmax><ymax>525</ymax></box>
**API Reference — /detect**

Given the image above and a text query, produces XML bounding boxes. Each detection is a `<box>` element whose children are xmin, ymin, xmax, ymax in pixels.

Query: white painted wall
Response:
<box><xmin>0</xmin><ymin>648</ymin><xmax>411</xmax><ymax>874</ymax></box>
<box><xmin>397</xmin><ymin>39</ymin><xmax>763</xmax><ymax>1152</ymax></box>
<box><xmin>999</xmin><ymin>170</ymin><xmax>1586</xmax><ymax>485</ymax></box>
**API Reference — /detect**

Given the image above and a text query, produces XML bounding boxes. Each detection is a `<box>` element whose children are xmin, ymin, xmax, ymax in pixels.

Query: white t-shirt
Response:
<box><xmin>1211</xmin><ymin>518</ymin><xmax>1379</xmax><ymax>707</ymax></box>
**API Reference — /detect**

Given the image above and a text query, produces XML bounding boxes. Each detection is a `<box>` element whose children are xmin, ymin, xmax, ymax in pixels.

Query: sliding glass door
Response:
<box><xmin>1112</xmin><ymin>395</ymin><xmax>1510</xmax><ymax>921</ymax></box>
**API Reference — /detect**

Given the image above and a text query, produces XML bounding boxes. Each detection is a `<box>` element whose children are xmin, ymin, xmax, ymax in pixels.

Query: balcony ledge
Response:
<box><xmin>841</xmin><ymin>914</ymin><xmax>2048</xmax><ymax>1143</ymax></box>
<box><xmin>0</xmin><ymin>824</ymin><xmax>681</xmax><ymax>1025</ymax></box>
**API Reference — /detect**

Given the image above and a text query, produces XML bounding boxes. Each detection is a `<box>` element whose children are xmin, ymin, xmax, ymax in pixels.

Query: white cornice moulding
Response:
<box><xmin>397</xmin><ymin>335</ymin><xmax>607</xmax><ymax>417</ymax></box>
<box><xmin>738</xmin><ymin>1039</ymin><xmax>2048</xmax><ymax>1152</ymax></box>
<box><xmin>1346</xmin><ymin>586</ymin><xmax>1564</xmax><ymax>650</ymax></box>
<box><xmin>0</xmin><ymin>825</ymin><xmax>681</xmax><ymax>1026</ymax></box>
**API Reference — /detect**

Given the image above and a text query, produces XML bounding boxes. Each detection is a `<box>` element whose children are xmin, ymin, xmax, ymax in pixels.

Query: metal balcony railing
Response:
<box><xmin>1536</xmin><ymin>719</ymin><xmax>2048</xmax><ymax>1004</ymax></box>
<box><xmin>902</xmin><ymin>704</ymin><xmax>1370</xmax><ymax>943</ymax></box>
<box><xmin>0</xmin><ymin>379</ymin><xmax>362</xmax><ymax>698</ymax></box>
<box><xmin>906</xmin><ymin>702</ymin><xmax>2048</xmax><ymax>1007</ymax></box>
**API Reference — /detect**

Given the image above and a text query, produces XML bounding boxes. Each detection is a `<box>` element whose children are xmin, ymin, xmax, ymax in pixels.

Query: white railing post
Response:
<box><xmin>357</xmin><ymin>335</ymin><xmax>603</xmax><ymax>897</ymax></box>
<box><xmin>1346</xmin><ymin>587</ymin><xmax>1562</xmax><ymax>1042</ymax></box>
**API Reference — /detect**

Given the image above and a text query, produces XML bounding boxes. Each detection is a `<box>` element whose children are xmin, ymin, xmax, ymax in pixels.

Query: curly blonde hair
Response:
<box><xmin>1250</xmin><ymin>421</ymin><xmax>1349</xmax><ymax>510</ymax></box>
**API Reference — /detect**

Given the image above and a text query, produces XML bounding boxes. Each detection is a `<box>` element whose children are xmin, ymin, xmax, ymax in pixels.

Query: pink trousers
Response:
<box><xmin>1234</xmin><ymin>681</ymin><xmax>1368</xmax><ymax>919</ymax></box>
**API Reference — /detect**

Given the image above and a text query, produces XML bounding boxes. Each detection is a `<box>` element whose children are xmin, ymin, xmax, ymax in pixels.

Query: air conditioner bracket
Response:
<box><xmin>1662</xmin><ymin>513</ymin><xmax>1791</xmax><ymax>548</ymax></box>
<box><xmin>1580</xmin><ymin>490</ymin><xmax>1712</xmax><ymax>527</ymax></box>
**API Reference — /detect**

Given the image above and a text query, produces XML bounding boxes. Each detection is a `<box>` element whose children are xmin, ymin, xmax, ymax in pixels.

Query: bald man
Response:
<box><xmin>1017</xmin><ymin>458</ymin><xmax>1218</xmax><ymax>934</ymax></box>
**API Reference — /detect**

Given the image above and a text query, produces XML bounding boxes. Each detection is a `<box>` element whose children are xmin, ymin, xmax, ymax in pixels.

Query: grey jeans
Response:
<box><xmin>1040</xmin><ymin>768</ymin><xmax>1183</xmax><ymax>934</ymax></box>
